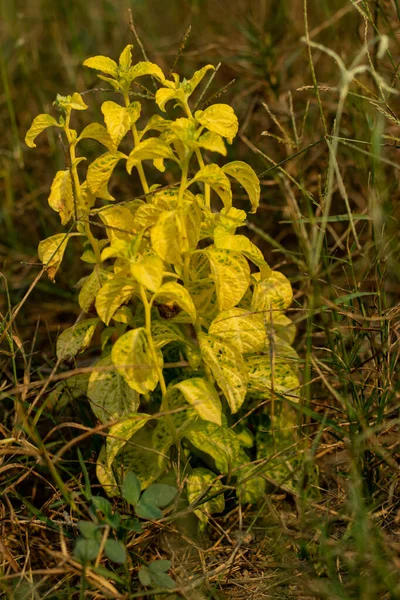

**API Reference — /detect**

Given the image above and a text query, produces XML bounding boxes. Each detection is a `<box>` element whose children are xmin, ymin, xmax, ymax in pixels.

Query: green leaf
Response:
<box><xmin>151</xmin><ymin>210</ymin><xmax>184</xmax><ymax>265</ymax></box>
<box><xmin>83</xmin><ymin>55</ymin><xmax>118</xmax><ymax>77</ymax></box>
<box><xmin>149</xmin><ymin>560</ymin><xmax>172</xmax><ymax>573</ymax></box>
<box><xmin>153</xmin><ymin>282</ymin><xmax>196</xmax><ymax>321</ymax></box>
<box><xmin>222</xmin><ymin>161</ymin><xmax>260</xmax><ymax>213</ymax></box>
<box><xmin>135</xmin><ymin>501</ymin><xmax>163</xmax><ymax>520</ymax></box>
<box><xmin>78</xmin><ymin>123</ymin><xmax>115</xmax><ymax>151</ymax></box>
<box><xmin>47</xmin><ymin>170</ymin><xmax>75</xmax><ymax>225</ymax></box>
<box><xmin>126</xmin><ymin>138</ymin><xmax>177</xmax><ymax>174</ymax></box>
<box><xmin>213</xmin><ymin>227</ymin><xmax>267</xmax><ymax>268</ymax></box>
<box><xmin>195</xmin><ymin>104</ymin><xmax>238</xmax><ymax>144</ymax></box>
<box><xmin>99</xmin><ymin>205</ymin><xmax>137</xmax><ymax>243</ymax></box>
<box><xmin>173</xmin><ymin>378</ymin><xmax>222</xmax><ymax>425</ymax></box>
<box><xmin>189</xmin><ymin>164</ymin><xmax>232</xmax><ymax>209</ymax></box>
<box><xmin>101</xmin><ymin>100</ymin><xmax>138</xmax><ymax>148</ymax></box>
<box><xmin>91</xmin><ymin>495</ymin><xmax>112</xmax><ymax>515</ymax></box>
<box><xmin>119</xmin><ymin>45</ymin><xmax>133</xmax><ymax>70</ymax></box>
<box><xmin>251</xmin><ymin>271</ymin><xmax>293</xmax><ymax>313</ymax></box>
<box><xmin>128</xmin><ymin>61</ymin><xmax>165</xmax><ymax>83</ymax></box>
<box><xmin>111</xmin><ymin>327</ymin><xmax>161</xmax><ymax>394</ymax></box>
<box><xmin>74</xmin><ymin>539</ymin><xmax>100</xmax><ymax>563</ymax></box>
<box><xmin>38</xmin><ymin>233</ymin><xmax>74</xmax><ymax>281</ymax></box>
<box><xmin>199</xmin><ymin>333</ymin><xmax>248</xmax><ymax>414</ymax></box>
<box><xmin>87</xmin><ymin>151</ymin><xmax>126</xmax><ymax>201</ymax></box>
<box><xmin>121</xmin><ymin>471</ymin><xmax>141</xmax><ymax>506</ymax></box>
<box><xmin>131</xmin><ymin>255</ymin><xmax>164</xmax><ymax>293</ymax></box>
<box><xmin>197</xmin><ymin>131</ymin><xmax>227</xmax><ymax>155</ymax></box>
<box><xmin>140</xmin><ymin>483</ymin><xmax>177</xmax><ymax>507</ymax></box>
<box><xmin>185</xmin><ymin>420</ymin><xmax>248</xmax><ymax>473</ymax></box>
<box><xmin>56</xmin><ymin>318</ymin><xmax>99</xmax><ymax>361</ymax></box>
<box><xmin>25</xmin><ymin>113</ymin><xmax>61</xmax><ymax>148</ymax></box>
<box><xmin>105</xmin><ymin>414</ymin><xmax>151</xmax><ymax>474</ymax></box>
<box><xmin>148</xmin><ymin>570</ymin><xmax>176</xmax><ymax>589</ymax></box>
<box><xmin>187</xmin><ymin>467</ymin><xmax>225</xmax><ymax>522</ymax></box>
<box><xmin>209</xmin><ymin>307</ymin><xmax>267</xmax><ymax>354</ymax></box>
<box><xmin>78</xmin><ymin>521</ymin><xmax>100</xmax><ymax>540</ymax></box>
<box><xmin>205</xmin><ymin>247</ymin><xmax>250</xmax><ymax>311</ymax></box>
<box><xmin>104</xmin><ymin>539</ymin><xmax>127</xmax><ymax>564</ymax></box>
<box><xmin>245</xmin><ymin>354</ymin><xmax>300</xmax><ymax>399</ymax></box>
<box><xmin>138</xmin><ymin>566</ymin><xmax>152</xmax><ymax>587</ymax></box>
<box><xmin>95</xmin><ymin>275</ymin><xmax>137</xmax><ymax>325</ymax></box>
<box><xmin>88</xmin><ymin>354</ymin><xmax>140</xmax><ymax>423</ymax></box>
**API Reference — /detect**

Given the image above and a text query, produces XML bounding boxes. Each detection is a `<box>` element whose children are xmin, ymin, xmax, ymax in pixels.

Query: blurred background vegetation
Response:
<box><xmin>1</xmin><ymin>1</ymin><xmax>400</xmax><ymax>598</ymax></box>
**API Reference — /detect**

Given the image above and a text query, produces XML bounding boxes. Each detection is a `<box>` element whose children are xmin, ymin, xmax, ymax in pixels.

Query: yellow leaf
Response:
<box><xmin>213</xmin><ymin>227</ymin><xmax>267</xmax><ymax>268</ymax></box>
<box><xmin>251</xmin><ymin>271</ymin><xmax>293</xmax><ymax>313</ymax></box>
<box><xmin>199</xmin><ymin>333</ymin><xmax>248</xmax><ymax>414</ymax></box>
<box><xmin>151</xmin><ymin>210</ymin><xmax>184</xmax><ymax>265</ymax></box>
<box><xmin>209</xmin><ymin>307</ymin><xmax>267</xmax><ymax>354</ymax></box>
<box><xmin>119</xmin><ymin>45</ymin><xmax>133</xmax><ymax>70</ymax></box>
<box><xmin>106</xmin><ymin>414</ymin><xmax>151</xmax><ymax>473</ymax></box>
<box><xmin>189</xmin><ymin>164</ymin><xmax>232</xmax><ymax>209</ymax></box>
<box><xmin>56</xmin><ymin>318</ymin><xmax>99</xmax><ymax>361</ymax></box>
<box><xmin>69</xmin><ymin>92</ymin><xmax>88</xmax><ymax>111</ymax></box>
<box><xmin>131</xmin><ymin>255</ymin><xmax>164</xmax><ymax>292</ymax></box>
<box><xmin>197</xmin><ymin>131</ymin><xmax>227</xmax><ymax>155</ymax></box>
<box><xmin>153</xmin><ymin>281</ymin><xmax>197</xmax><ymax>321</ymax></box>
<box><xmin>128</xmin><ymin>61</ymin><xmax>165</xmax><ymax>83</ymax></box>
<box><xmin>185</xmin><ymin>419</ymin><xmax>248</xmax><ymax>471</ymax></box>
<box><xmin>101</xmin><ymin>101</ymin><xmax>133</xmax><ymax>147</ymax></box>
<box><xmin>222</xmin><ymin>161</ymin><xmax>260</xmax><ymax>213</ymax></box>
<box><xmin>195</xmin><ymin>103</ymin><xmax>238</xmax><ymax>144</ymax></box>
<box><xmin>83</xmin><ymin>55</ymin><xmax>118</xmax><ymax>77</ymax></box>
<box><xmin>187</xmin><ymin>467</ymin><xmax>225</xmax><ymax>523</ymax></box>
<box><xmin>95</xmin><ymin>275</ymin><xmax>137</xmax><ymax>325</ymax></box>
<box><xmin>88</xmin><ymin>354</ymin><xmax>140</xmax><ymax>423</ymax></box>
<box><xmin>155</xmin><ymin>87</ymin><xmax>185</xmax><ymax>112</ymax></box>
<box><xmin>77</xmin><ymin>123</ymin><xmax>115</xmax><ymax>151</ymax></box>
<box><xmin>47</xmin><ymin>170</ymin><xmax>75</xmax><ymax>225</ymax></box>
<box><xmin>186</xmin><ymin>64</ymin><xmax>215</xmax><ymax>94</ymax></box>
<box><xmin>79</xmin><ymin>268</ymin><xmax>110</xmax><ymax>313</ymax></box>
<box><xmin>245</xmin><ymin>354</ymin><xmax>300</xmax><ymax>401</ymax></box>
<box><xmin>173</xmin><ymin>378</ymin><xmax>222</xmax><ymax>426</ymax></box>
<box><xmin>87</xmin><ymin>151</ymin><xmax>126</xmax><ymax>201</ymax></box>
<box><xmin>126</xmin><ymin>138</ymin><xmax>177</xmax><ymax>174</ymax></box>
<box><xmin>206</xmin><ymin>248</ymin><xmax>250</xmax><ymax>311</ymax></box>
<box><xmin>25</xmin><ymin>113</ymin><xmax>60</xmax><ymax>148</ymax></box>
<box><xmin>111</xmin><ymin>328</ymin><xmax>161</xmax><ymax>394</ymax></box>
<box><xmin>99</xmin><ymin>205</ymin><xmax>137</xmax><ymax>243</ymax></box>
<box><xmin>38</xmin><ymin>233</ymin><xmax>75</xmax><ymax>281</ymax></box>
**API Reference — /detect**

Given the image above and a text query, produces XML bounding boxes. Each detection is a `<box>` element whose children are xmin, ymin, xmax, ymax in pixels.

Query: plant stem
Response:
<box><xmin>124</xmin><ymin>92</ymin><xmax>150</xmax><ymax>195</ymax></box>
<box><xmin>183</xmin><ymin>100</ymin><xmax>211</xmax><ymax>208</ymax></box>
<box><xmin>139</xmin><ymin>285</ymin><xmax>179</xmax><ymax>445</ymax></box>
<box><xmin>64</xmin><ymin>114</ymin><xmax>102</xmax><ymax>264</ymax></box>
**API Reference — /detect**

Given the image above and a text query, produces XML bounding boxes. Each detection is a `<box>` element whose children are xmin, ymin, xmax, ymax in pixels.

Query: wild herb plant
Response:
<box><xmin>25</xmin><ymin>44</ymin><xmax>299</xmax><ymax>519</ymax></box>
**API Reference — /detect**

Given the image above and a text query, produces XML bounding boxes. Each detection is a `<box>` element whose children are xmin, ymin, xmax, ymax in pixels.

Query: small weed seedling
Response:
<box><xmin>26</xmin><ymin>44</ymin><xmax>299</xmax><ymax>520</ymax></box>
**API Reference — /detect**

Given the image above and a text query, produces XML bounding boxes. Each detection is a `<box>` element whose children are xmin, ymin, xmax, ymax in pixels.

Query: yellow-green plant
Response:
<box><xmin>26</xmin><ymin>45</ymin><xmax>299</xmax><ymax>516</ymax></box>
